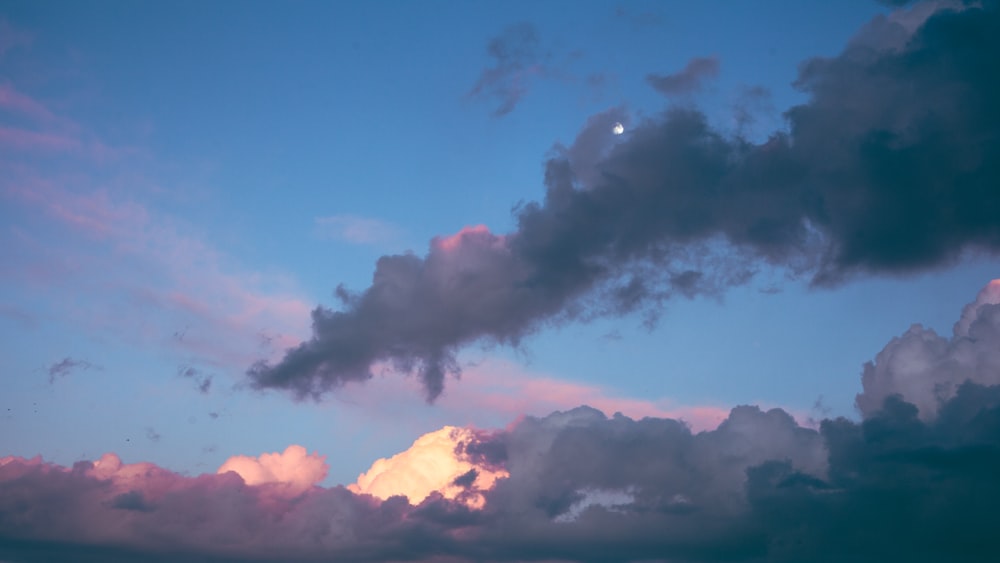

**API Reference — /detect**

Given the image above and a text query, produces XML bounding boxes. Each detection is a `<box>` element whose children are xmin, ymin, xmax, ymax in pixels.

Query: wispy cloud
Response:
<box><xmin>0</xmin><ymin>83</ymin><xmax>58</xmax><ymax>122</ymax></box>
<box><xmin>3</xmin><ymin>167</ymin><xmax>312</xmax><ymax>370</ymax></box>
<box><xmin>314</xmin><ymin>214</ymin><xmax>402</xmax><ymax>246</ymax></box>
<box><xmin>0</xmin><ymin>18</ymin><xmax>32</xmax><ymax>59</ymax></box>
<box><xmin>46</xmin><ymin>357</ymin><xmax>99</xmax><ymax>384</ymax></box>
<box><xmin>646</xmin><ymin>56</ymin><xmax>720</xmax><ymax>97</ymax></box>
<box><xmin>331</xmin><ymin>358</ymin><xmax>734</xmax><ymax>432</ymax></box>
<box><xmin>467</xmin><ymin>22</ymin><xmax>547</xmax><ymax>116</ymax></box>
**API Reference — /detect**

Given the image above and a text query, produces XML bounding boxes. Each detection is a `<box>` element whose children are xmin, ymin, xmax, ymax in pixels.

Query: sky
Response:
<box><xmin>1</xmin><ymin>0</ymin><xmax>1000</xmax><ymax>561</ymax></box>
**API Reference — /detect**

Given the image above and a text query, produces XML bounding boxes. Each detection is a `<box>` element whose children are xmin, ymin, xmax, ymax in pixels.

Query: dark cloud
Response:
<box><xmin>466</xmin><ymin>22</ymin><xmax>547</xmax><ymax>116</ymax></box>
<box><xmin>251</xmin><ymin>3</ymin><xmax>1000</xmax><ymax>401</ymax></box>
<box><xmin>4</xmin><ymin>386</ymin><xmax>1000</xmax><ymax>561</ymax></box>
<box><xmin>646</xmin><ymin>56</ymin><xmax>720</xmax><ymax>96</ymax></box>
<box><xmin>46</xmin><ymin>357</ymin><xmax>97</xmax><ymax>384</ymax></box>
<box><xmin>7</xmin><ymin>275</ymin><xmax>1000</xmax><ymax>560</ymax></box>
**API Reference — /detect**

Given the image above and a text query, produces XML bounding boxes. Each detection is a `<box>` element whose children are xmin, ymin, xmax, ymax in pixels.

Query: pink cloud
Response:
<box><xmin>0</xmin><ymin>83</ymin><xmax>57</xmax><ymax>122</ymax></box>
<box><xmin>217</xmin><ymin>445</ymin><xmax>328</xmax><ymax>497</ymax></box>
<box><xmin>2</xmin><ymin>171</ymin><xmax>313</xmax><ymax>371</ymax></box>
<box><xmin>0</xmin><ymin>125</ymin><xmax>81</xmax><ymax>152</ymax></box>
<box><xmin>0</xmin><ymin>400</ymin><xmax>833</xmax><ymax>561</ymax></box>
<box><xmin>432</xmin><ymin>224</ymin><xmax>504</xmax><ymax>253</ymax></box>
<box><xmin>333</xmin><ymin>358</ymin><xmax>732</xmax><ymax>432</ymax></box>
<box><xmin>442</xmin><ymin>361</ymin><xmax>732</xmax><ymax>431</ymax></box>
<box><xmin>314</xmin><ymin>214</ymin><xmax>402</xmax><ymax>246</ymax></box>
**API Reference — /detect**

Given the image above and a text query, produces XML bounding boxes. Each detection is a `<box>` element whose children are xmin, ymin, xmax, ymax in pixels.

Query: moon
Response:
<box><xmin>612</xmin><ymin>122</ymin><xmax>624</xmax><ymax>135</ymax></box>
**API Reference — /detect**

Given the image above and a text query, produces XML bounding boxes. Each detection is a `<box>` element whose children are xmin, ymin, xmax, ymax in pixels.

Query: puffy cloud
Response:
<box><xmin>217</xmin><ymin>445</ymin><xmax>328</xmax><ymax>496</ymax></box>
<box><xmin>348</xmin><ymin>426</ymin><xmax>508</xmax><ymax>508</ymax></box>
<box><xmin>251</xmin><ymin>2</ymin><xmax>1000</xmax><ymax>401</ymax></box>
<box><xmin>857</xmin><ymin>279</ymin><xmax>1000</xmax><ymax>420</ymax></box>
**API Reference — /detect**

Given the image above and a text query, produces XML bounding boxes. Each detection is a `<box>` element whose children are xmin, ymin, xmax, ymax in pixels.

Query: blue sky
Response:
<box><xmin>2</xmin><ymin>3</ymin><xmax>1000</xmax><ymax>552</ymax></box>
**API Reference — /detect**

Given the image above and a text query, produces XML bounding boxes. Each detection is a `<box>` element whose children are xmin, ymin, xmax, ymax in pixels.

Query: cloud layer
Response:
<box><xmin>5</xmin><ymin>278</ymin><xmax>1000</xmax><ymax>560</ymax></box>
<box><xmin>251</xmin><ymin>2</ymin><xmax>1000</xmax><ymax>400</ymax></box>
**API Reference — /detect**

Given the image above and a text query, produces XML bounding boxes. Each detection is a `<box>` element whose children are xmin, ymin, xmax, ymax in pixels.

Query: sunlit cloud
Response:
<box><xmin>218</xmin><ymin>445</ymin><xmax>328</xmax><ymax>496</ymax></box>
<box><xmin>348</xmin><ymin>426</ymin><xmax>507</xmax><ymax>508</ymax></box>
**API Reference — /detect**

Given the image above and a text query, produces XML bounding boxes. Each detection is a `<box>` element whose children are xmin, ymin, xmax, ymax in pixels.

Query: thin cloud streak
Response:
<box><xmin>314</xmin><ymin>214</ymin><xmax>402</xmax><ymax>246</ymax></box>
<box><xmin>2</xmin><ymin>163</ymin><xmax>312</xmax><ymax>372</ymax></box>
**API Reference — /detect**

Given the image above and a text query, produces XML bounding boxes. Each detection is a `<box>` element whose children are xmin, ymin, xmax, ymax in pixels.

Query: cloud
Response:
<box><xmin>251</xmin><ymin>3</ymin><xmax>1000</xmax><ymax>401</ymax></box>
<box><xmin>466</xmin><ymin>22</ymin><xmax>547</xmax><ymax>116</ymax></box>
<box><xmin>3</xmin><ymin>175</ymin><xmax>312</xmax><ymax>371</ymax></box>
<box><xmin>216</xmin><ymin>445</ymin><xmax>328</xmax><ymax>497</ymax></box>
<box><xmin>145</xmin><ymin>427</ymin><xmax>161</xmax><ymax>444</ymax></box>
<box><xmin>177</xmin><ymin>365</ymin><xmax>213</xmax><ymax>394</ymax></box>
<box><xmin>46</xmin><ymin>357</ymin><xmax>98</xmax><ymax>384</ymax></box>
<box><xmin>6</xmin><ymin>296</ymin><xmax>1000</xmax><ymax>563</ymax></box>
<box><xmin>348</xmin><ymin>426</ymin><xmax>508</xmax><ymax>508</ymax></box>
<box><xmin>0</xmin><ymin>83</ymin><xmax>58</xmax><ymax>122</ymax></box>
<box><xmin>433</xmin><ymin>360</ymin><xmax>734</xmax><ymax>431</ymax></box>
<box><xmin>315</xmin><ymin>214</ymin><xmax>402</xmax><ymax>246</ymax></box>
<box><xmin>646</xmin><ymin>56</ymin><xmax>720</xmax><ymax>96</ymax></box>
<box><xmin>0</xmin><ymin>19</ymin><xmax>32</xmax><ymax>59</ymax></box>
<box><xmin>857</xmin><ymin>279</ymin><xmax>1000</xmax><ymax>420</ymax></box>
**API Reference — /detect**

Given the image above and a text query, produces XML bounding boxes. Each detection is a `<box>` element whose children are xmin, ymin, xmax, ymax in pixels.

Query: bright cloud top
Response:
<box><xmin>348</xmin><ymin>426</ymin><xmax>508</xmax><ymax>508</ymax></box>
<box><xmin>217</xmin><ymin>445</ymin><xmax>328</xmax><ymax>496</ymax></box>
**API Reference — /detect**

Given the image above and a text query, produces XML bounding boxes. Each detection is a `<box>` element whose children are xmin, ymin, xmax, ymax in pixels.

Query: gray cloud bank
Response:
<box><xmin>250</xmin><ymin>2</ymin><xmax>1000</xmax><ymax>401</ymax></box>
<box><xmin>5</xmin><ymin>279</ymin><xmax>1000</xmax><ymax>561</ymax></box>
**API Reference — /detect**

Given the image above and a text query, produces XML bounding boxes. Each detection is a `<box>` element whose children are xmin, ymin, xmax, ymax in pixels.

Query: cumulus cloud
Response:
<box><xmin>348</xmin><ymin>426</ymin><xmax>508</xmax><ymax>508</ymax></box>
<box><xmin>251</xmin><ymin>2</ymin><xmax>1000</xmax><ymax>401</ymax></box>
<box><xmin>217</xmin><ymin>445</ymin><xmax>328</xmax><ymax>496</ymax></box>
<box><xmin>857</xmin><ymin>279</ymin><xmax>1000</xmax><ymax>420</ymax></box>
<box><xmin>5</xmin><ymin>385</ymin><xmax>1000</xmax><ymax>561</ymax></box>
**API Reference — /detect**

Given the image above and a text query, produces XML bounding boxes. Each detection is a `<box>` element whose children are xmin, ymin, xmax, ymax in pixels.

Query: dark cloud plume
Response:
<box><xmin>251</xmin><ymin>3</ymin><xmax>1000</xmax><ymax>401</ymax></box>
<box><xmin>646</xmin><ymin>56</ymin><xmax>720</xmax><ymax>96</ymax></box>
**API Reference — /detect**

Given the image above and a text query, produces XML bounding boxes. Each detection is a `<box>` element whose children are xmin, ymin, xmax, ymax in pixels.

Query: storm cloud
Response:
<box><xmin>250</xmin><ymin>2</ymin><xmax>1000</xmax><ymax>400</ymax></box>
